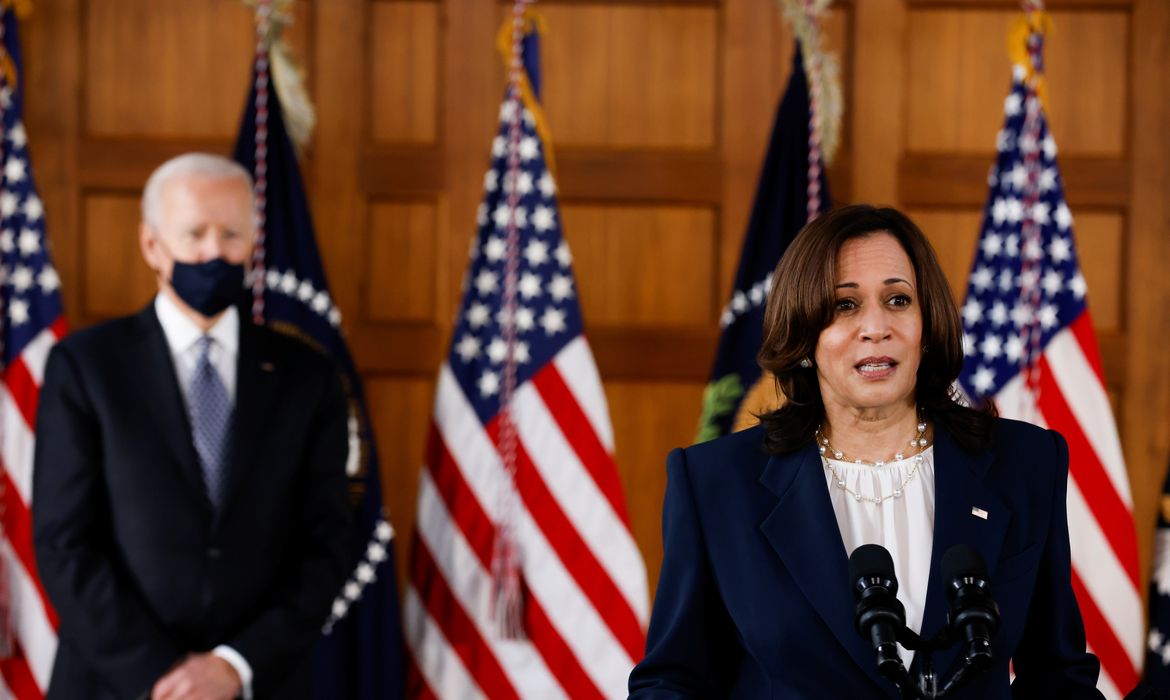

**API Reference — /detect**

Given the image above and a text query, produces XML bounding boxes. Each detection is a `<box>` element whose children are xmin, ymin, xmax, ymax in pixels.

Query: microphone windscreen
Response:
<box><xmin>940</xmin><ymin>544</ymin><xmax>989</xmax><ymax>583</ymax></box>
<box><xmin>848</xmin><ymin>543</ymin><xmax>896</xmax><ymax>583</ymax></box>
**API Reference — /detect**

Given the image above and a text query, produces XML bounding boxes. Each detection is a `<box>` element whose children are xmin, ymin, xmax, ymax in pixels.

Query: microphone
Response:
<box><xmin>941</xmin><ymin>544</ymin><xmax>1000</xmax><ymax>672</ymax></box>
<box><xmin>849</xmin><ymin>544</ymin><xmax>908</xmax><ymax>681</ymax></box>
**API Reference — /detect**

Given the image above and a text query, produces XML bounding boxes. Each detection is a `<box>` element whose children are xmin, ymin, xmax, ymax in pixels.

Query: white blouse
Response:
<box><xmin>824</xmin><ymin>446</ymin><xmax>936</xmax><ymax>668</ymax></box>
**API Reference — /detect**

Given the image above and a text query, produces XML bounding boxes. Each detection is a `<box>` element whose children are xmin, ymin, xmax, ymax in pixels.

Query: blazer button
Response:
<box><xmin>207</xmin><ymin>547</ymin><xmax>222</xmax><ymax>560</ymax></box>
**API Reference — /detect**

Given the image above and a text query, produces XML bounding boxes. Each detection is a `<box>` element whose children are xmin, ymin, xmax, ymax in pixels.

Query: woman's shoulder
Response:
<box><xmin>988</xmin><ymin>416</ymin><xmax>1065</xmax><ymax>452</ymax></box>
<box><xmin>680</xmin><ymin>424</ymin><xmax>770</xmax><ymax>464</ymax></box>
<box><xmin>980</xmin><ymin>417</ymin><xmax>1068</xmax><ymax>489</ymax></box>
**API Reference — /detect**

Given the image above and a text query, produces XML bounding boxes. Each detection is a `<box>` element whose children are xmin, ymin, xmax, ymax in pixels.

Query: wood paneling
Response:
<box><xmin>899</xmin><ymin>154</ymin><xmax>1130</xmax><ymax>208</ymax></box>
<box><xmin>366</xmin><ymin>200</ymin><xmax>440</xmax><ymax>323</ymax></box>
<box><xmin>1075</xmin><ymin>212</ymin><xmax>1124</xmax><ymax>333</ymax></box>
<box><xmin>906</xmin><ymin>9</ymin><xmax>1127</xmax><ymax>155</ymax></box>
<box><xmin>607</xmin><ymin>380</ymin><xmax>707</xmax><ymax>598</ymax></box>
<box><xmin>908</xmin><ymin>209</ymin><xmax>984</xmax><ymax>304</ymax></box>
<box><xmin>80</xmin><ymin>193</ymin><xmax>156</xmax><ymax>319</ymax></box>
<box><xmin>851</xmin><ymin>0</ymin><xmax>907</xmax><ymax>204</ymax></box>
<box><xmin>366</xmin><ymin>376</ymin><xmax>435</xmax><ymax>593</ymax></box>
<box><xmin>1124</xmin><ymin>0</ymin><xmax>1170</xmax><ymax>596</ymax></box>
<box><xmin>83</xmin><ymin>0</ymin><xmax>311</xmax><ymax>139</ymax></box>
<box><xmin>370</xmin><ymin>2</ymin><xmax>439</xmax><ymax>145</ymax></box>
<box><xmin>534</xmin><ymin>5</ymin><xmax>718</xmax><ymax>149</ymax></box>
<box><xmin>563</xmin><ymin>204</ymin><xmax>717</xmax><ymax>326</ymax></box>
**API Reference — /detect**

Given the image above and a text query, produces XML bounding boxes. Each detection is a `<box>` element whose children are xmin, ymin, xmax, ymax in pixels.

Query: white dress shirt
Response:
<box><xmin>824</xmin><ymin>446</ymin><xmax>937</xmax><ymax>669</ymax></box>
<box><xmin>153</xmin><ymin>293</ymin><xmax>253</xmax><ymax>698</ymax></box>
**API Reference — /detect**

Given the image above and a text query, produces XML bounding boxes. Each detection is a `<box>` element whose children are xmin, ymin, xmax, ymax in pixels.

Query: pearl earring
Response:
<box><xmin>799</xmin><ymin>357</ymin><xmax>811</xmax><ymax>368</ymax></box>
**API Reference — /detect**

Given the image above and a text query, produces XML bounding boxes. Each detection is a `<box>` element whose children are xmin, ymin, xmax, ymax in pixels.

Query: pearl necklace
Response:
<box><xmin>815</xmin><ymin>418</ymin><xmax>930</xmax><ymax>504</ymax></box>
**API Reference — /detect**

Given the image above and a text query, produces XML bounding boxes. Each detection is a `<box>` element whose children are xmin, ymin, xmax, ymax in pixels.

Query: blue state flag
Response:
<box><xmin>696</xmin><ymin>48</ymin><xmax>830</xmax><ymax>442</ymax></box>
<box><xmin>233</xmin><ymin>60</ymin><xmax>406</xmax><ymax>699</ymax></box>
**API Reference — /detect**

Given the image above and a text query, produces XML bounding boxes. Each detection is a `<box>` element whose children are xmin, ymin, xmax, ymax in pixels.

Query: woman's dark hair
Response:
<box><xmin>756</xmin><ymin>204</ymin><xmax>995</xmax><ymax>454</ymax></box>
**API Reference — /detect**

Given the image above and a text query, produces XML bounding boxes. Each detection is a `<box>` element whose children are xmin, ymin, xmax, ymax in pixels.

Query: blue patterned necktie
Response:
<box><xmin>189</xmin><ymin>335</ymin><xmax>232</xmax><ymax>510</ymax></box>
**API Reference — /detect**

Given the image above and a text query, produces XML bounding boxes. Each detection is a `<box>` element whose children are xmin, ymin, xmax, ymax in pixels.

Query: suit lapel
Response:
<box><xmin>215</xmin><ymin>320</ymin><xmax>279</xmax><ymax>529</ymax></box>
<box><xmin>130</xmin><ymin>305</ymin><xmax>213</xmax><ymax>515</ymax></box>
<box><xmin>913</xmin><ymin>426</ymin><xmax>1009</xmax><ymax>679</ymax></box>
<box><xmin>758</xmin><ymin>446</ymin><xmax>889</xmax><ymax>689</ymax></box>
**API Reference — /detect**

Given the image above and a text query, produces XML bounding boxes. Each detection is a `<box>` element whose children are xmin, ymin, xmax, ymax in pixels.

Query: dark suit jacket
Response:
<box><xmin>32</xmin><ymin>304</ymin><xmax>351</xmax><ymax>700</ymax></box>
<box><xmin>628</xmin><ymin>418</ymin><xmax>1103</xmax><ymax>699</ymax></box>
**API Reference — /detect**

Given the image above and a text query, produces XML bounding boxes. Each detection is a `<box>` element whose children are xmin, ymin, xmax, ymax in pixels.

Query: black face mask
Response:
<box><xmin>169</xmin><ymin>258</ymin><xmax>246</xmax><ymax>317</ymax></box>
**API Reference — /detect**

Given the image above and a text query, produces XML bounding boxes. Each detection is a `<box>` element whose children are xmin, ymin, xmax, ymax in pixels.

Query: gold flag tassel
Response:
<box><xmin>242</xmin><ymin>0</ymin><xmax>316</xmax><ymax>153</ymax></box>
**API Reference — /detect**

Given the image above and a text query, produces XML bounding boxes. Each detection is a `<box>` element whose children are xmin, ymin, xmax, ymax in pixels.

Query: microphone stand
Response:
<box><xmin>878</xmin><ymin>625</ymin><xmax>984</xmax><ymax>700</ymax></box>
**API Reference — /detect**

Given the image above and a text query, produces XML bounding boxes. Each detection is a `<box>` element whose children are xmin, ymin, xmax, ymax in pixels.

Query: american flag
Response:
<box><xmin>0</xmin><ymin>7</ymin><xmax>64</xmax><ymax>698</ymax></box>
<box><xmin>956</xmin><ymin>39</ymin><xmax>1141</xmax><ymax>700</ymax></box>
<box><xmin>404</xmin><ymin>19</ymin><xmax>648</xmax><ymax>699</ymax></box>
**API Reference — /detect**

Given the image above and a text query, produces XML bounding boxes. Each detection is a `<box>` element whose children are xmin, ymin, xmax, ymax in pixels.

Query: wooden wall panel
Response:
<box><xmin>907</xmin><ymin>209</ymin><xmax>983</xmax><ymax>304</ymax></box>
<box><xmin>534</xmin><ymin>6</ymin><xmax>718</xmax><ymax>148</ymax></box>
<box><xmin>366</xmin><ymin>200</ymin><xmax>440</xmax><ymax>323</ymax></box>
<box><xmin>1125</xmin><ymin>0</ymin><xmax>1170</xmax><ymax>607</ymax></box>
<box><xmin>562</xmin><ymin>205</ymin><xmax>717</xmax><ymax>327</ymax></box>
<box><xmin>607</xmin><ymin>380</ymin><xmax>706</xmax><ymax>598</ymax></box>
<box><xmin>370</xmin><ymin>2</ymin><xmax>439</xmax><ymax>145</ymax></box>
<box><xmin>906</xmin><ymin>9</ymin><xmax>1127</xmax><ymax>155</ymax></box>
<box><xmin>83</xmin><ymin>0</ymin><xmax>311</xmax><ymax>139</ymax></box>
<box><xmin>81</xmin><ymin>193</ymin><xmax>155</xmax><ymax>318</ymax></box>
<box><xmin>1074</xmin><ymin>211</ymin><xmax>1124</xmax><ymax>333</ymax></box>
<box><xmin>366</xmin><ymin>376</ymin><xmax>435</xmax><ymax>592</ymax></box>
<box><xmin>1042</xmin><ymin>11</ymin><xmax>1128</xmax><ymax>156</ymax></box>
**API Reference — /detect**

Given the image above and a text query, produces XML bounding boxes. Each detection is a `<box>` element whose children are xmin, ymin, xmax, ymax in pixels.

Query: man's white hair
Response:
<box><xmin>141</xmin><ymin>153</ymin><xmax>254</xmax><ymax>229</ymax></box>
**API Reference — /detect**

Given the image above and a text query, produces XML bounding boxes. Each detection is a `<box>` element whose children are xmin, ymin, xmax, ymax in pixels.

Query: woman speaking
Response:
<box><xmin>628</xmin><ymin>205</ymin><xmax>1102</xmax><ymax>698</ymax></box>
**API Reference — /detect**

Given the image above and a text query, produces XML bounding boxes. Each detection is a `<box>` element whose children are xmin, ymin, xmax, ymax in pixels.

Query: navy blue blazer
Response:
<box><xmin>629</xmin><ymin>418</ymin><xmax>1102</xmax><ymax>698</ymax></box>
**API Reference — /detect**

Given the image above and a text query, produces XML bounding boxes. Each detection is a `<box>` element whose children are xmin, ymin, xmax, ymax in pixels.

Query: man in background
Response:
<box><xmin>33</xmin><ymin>153</ymin><xmax>351</xmax><ymax>699</ymax></box>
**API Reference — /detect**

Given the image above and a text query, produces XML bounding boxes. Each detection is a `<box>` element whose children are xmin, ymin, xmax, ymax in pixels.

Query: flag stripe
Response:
<box><xmin>1</xmin><ymin>542</ymin><xmax>55</xmax><ymax>692</ymax></box>
<box><xmin>1047</xmin><ymin>317</ymin><xmax>1131</xmax><ymax>503</ymax></box>
<box><xmin>1036</xmin><ymin>355</ymin><xmax>1140</xmax><ymax>588</ymax></box>
<box><xmin>486</xmin><ymin>418</ymin><xmax>645</xmax><ymax>662</ymax></box>
<box><xmin>432</xmin><ymin>368</ymin><xmax>637</xmax><ymax>696</ymax></box>
<box><xmin>522</xmin><ymin>592</ymin><xmax>606</xmax><ymax>700</ymax></box>
<box><xmin>514</xmin><ymin>378</ymin><xmax>647</xmax><ymax>619</ymax></box>
<box><xmin>530</xmin><ymin>364</ymin><xmax>630</xmax><ymax>526</ymax></box>
<box><xmin>0</xmin><ymin>640</ymin><xmax>41</xmax><ymax>700</ymax></box>
<box><xmin>1071</xmin><ymin>567</ymin><xmax>1139</xmax><ymax>693</ymax></box>
<box><xmin>403</xmin><ymin>585</ymin><xmax>487</xmax><ymax>700</ymax></box>
<box><xmin>19</xmin><ymin>324</ymin><xmax>62</xmax><ymax>386</ymax></box>
<box><xmin>1066</xmin><ymin>309</ymin><xmax>1107</xmax><ymax>382</ymax></box>
<box><xmin>410</xmin><ymin>535</ymin><xmax>519</xmax><ymax>700</ymax></box>
<box><xmin>425</xmin><ymin>426</ymin><xmax>494</xmax><ymax>567</ymax></box>
<box><xmin>405</xmin><ymin>653</ymin><xmax>439</xmax><ymax>700</ymax></box>
<box><xmin>551</xmin><ymin>337</ymin><xmax>614</xmax><ymax>453</ymax></box>
<box><xmin>1</xmin><ymin>387</ymin><xmax>35</xmax><ymax>505</ymax></box>
<box><xmin>423</xmin><ymin>428</ymin><xmax>602</xmax><ymax>698</ymax></box>
<box><xmin>4</xmin><ymin>356</ymin><xmax>39</xmax><ymax>431</ymax></box>
<box><xmin>1090</xmin><ymin>646</ymin><xmax>1122</xmax><ymax>700</ymax></box>
<box><xmin>414</xmin><ymin>465</ymin><xmax>567</xmax><ymax>698</ymax></box>
<box><xmin>1</xmin><ymin>467</ymin><xmax>58</xmax><ymax>629</ymax></box>
<box><xmin>1066</xmin><ymin>480</ymin><xmax>1143</xmax><ymax>666</ymax></box>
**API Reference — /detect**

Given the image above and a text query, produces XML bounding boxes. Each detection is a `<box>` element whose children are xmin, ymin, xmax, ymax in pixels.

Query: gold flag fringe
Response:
<box><xmin>778</xmin><ymin>0</ymin><xmax>842</xmax><ymax>166</ymax></box>
<box><xmin>243</xmin><ymin>0</ymin><xmax>316</xmax><ymax>153</ymax></box>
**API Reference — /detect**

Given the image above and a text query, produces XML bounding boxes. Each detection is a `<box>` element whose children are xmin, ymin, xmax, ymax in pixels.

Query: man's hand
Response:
<box><xmin>152</xmin><ymin>653</ymin><xmax>241</xmax><ymax>700</ymax></box>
